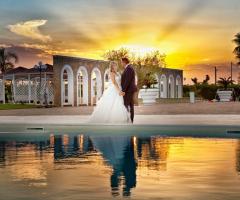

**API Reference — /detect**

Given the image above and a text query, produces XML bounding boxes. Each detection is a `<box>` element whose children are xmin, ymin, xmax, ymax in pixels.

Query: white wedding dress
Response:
<box><xmin>89</xmin><ymin>72</ymin><xmax>130</xmax><ymax>124</ymax></box>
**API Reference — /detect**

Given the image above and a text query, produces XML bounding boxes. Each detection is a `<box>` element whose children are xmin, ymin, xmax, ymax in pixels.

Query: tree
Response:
<box><xmin>217</xmin><ymin>77</ymin><xmax>234</xmax><ymax>89</ymax></box>
<box><xmin>103</xmin><ymin>48</ymin><xmax>129</xmax><ymax>70</ymax></box>
<box><xmin>0</xmin><ymin>48</ymin><xmax>18</xmax><ymax>74</ymax></box>
<box><xmin>233</xmin><ymin>33</ymin><xmax>240</xmax><ymax>65</ymax></box>
<box><xmin>103</xmin><ymin>48</ymin><xmax>166</xmax><ymax>89</ymax></box>
<box><xmin>133</xmin><ymin>50</ymin><xmax>165</xmax><ymax>89</ymax></box>
<box><xmin>238</xmin><ymin>72</ymin><xmax>240</xmax><ymax>84</ymax></box>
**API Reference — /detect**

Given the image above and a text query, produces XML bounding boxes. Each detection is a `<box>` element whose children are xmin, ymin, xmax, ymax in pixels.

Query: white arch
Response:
<box><xmin>160</xmin><ymin>74</ymin><xmax>167</xmax><ymax>98</ymax></box>
<box><xmin>77</xmin><ymin>66</ymin><xmax>89</xmax><ymax>106</ymax></box>
<box><xmin>91</xmin><ymin>67</ymin><xmax>102</xmax><ymax>105</ymax></box>
<box><xmin>168</xmin><ymin>75</ymin><xmax>175</xmax><ymax>98</ymax></box>
<box><xmin>104</xmin><ymin>69</ymin><xmax>110</xmax><ymax>90</ymax></box>
<box><xmin>154</xmin><ymin>74</ymin><xmax>160</xmax><ymax>98</ymax></box>
<box><xmin>61</xmin><ymin>65</ymin><xmax>74</xmax><ymax>106</ymax></box>
<box><xmin>154</xmin><ymin>74</ymin><xmax>159</xmax><ymax>88</ymax></box>
<box><xmin>176</xmin><ymin>75</ymin><xmax>182</xmax><ymax>98</ymax></box>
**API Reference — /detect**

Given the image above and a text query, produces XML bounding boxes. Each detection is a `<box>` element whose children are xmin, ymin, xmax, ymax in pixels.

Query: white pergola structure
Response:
<box><xmin>0</xmin><ymin>60</ymin><xmax>184</xmax><ymax>107</ymax></box>
<box><xmin>53</xmin><ymin>55</ymin><xmax>107</xmax><ymax>107</ymax></box>
<box><xmin>51</xmin><ymin>55</ymin><xmax>184</xmax><ymax>107</ymax></box>
<box><xmin>1</xmin><ymin>65</ymin><xmax>54</xmax><ymax>105</ymax></box>
<box><xmin>156</xmin><ymin>68</ymin><xmax>183</xmax><ymax>99</ymax></box>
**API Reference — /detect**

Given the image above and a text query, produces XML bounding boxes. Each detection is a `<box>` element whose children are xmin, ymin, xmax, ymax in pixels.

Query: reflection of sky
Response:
<box><xmin>0</xmin><ymin>0</ymin><xmax>240</xmax><ymax>81</ymax></box>
<box><xmin>0</xmin><ymin>135</ymin><xmax>240</xmax><ymax>199</ymax></box>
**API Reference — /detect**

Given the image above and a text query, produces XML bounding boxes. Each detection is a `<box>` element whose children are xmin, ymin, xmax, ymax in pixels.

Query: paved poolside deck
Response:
<box><xmin>0</xmin><ymin>102</ymin><xmax>240</xmax><ymax>126</ymax></box>
<box><xmin>0</xmin><ymin>102</ymin><xmax>240</xmax><ymax>116</ymax></box>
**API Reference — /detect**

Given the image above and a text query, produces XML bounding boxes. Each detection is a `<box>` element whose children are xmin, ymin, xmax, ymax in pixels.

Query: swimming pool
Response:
<box><xmin>0</xmin><ymin>125</ymin><xmax>240</xmax><ymax>199</ymax></box>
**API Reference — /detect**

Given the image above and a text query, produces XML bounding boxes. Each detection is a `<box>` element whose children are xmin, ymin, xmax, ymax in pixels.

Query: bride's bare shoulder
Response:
<box><xmin>110</xmin><ymin>72</ymin><xmax>116</xmax><ymax>77</ymax></box>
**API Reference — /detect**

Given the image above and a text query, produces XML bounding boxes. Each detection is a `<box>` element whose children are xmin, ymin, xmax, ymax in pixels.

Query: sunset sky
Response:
<box><xmin>0</xmin><ymin>0</ymin><xmax>240</xmax><ymax>83</ymax></box>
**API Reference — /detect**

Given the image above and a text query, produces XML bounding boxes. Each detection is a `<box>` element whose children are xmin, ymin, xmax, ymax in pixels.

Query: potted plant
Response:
<box><xmin>217</xmin><ymin>77</ymin><xmax>234</xmax><ymax>101</ymax></box>
<box><xmin>138</xmin><ymin>73</ymin><xmax>159</xmax><ymax>105</ymax></box>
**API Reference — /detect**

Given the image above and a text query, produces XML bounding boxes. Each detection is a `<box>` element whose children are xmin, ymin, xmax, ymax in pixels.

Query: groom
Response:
<box><xmin>120</xmin><ymin>57</ymin><xmax>137</xmax><ymax>123</ymax></box>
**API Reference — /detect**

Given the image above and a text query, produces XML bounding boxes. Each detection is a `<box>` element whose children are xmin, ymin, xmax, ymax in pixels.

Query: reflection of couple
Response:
<box><xmin>52</xmin><ymin>135</ymin><xmax>137</xmax><ymax>196</ymax></box>
<box><xmin>91</xmin><ymin>136</ymin><xmax>137</xmax><ymax>196</ymax></box>
<box><xmin>89</xmin><ymin>57</ymin><xmax>137</xmax><ymax>124</ymax></box>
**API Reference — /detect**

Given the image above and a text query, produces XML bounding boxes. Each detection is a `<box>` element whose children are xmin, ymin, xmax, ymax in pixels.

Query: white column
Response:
<box><xmin>158</xmin><ymin>74</ymin><xmax>160</xmax><ymax>98</ymax></box>
<box><xmin>44</xmin><ymin>72</ymin><xmax>47</xmax><ymax>83</ymax></box>
<box><xmin>84</xmin><ymin>74</ymin><xmax>88</xmax><ymax>105</ymax></box>
<box><xmin>44</xmin><ymin>72</ymin><xmax>47</xmax><ymax>102</ymax></box>
<box><xmin>69</xmin><ymin>73</ymin><xmax>74</xmax><ymax>107</ymax></box>
<box><xmin>12</xmin><ymin>74</ymin><xmax>16</xmax><ymax>103</ymax></box>
<box><xmin>28</xmin><ymin>74</ymin><xmax>31</xmax><ymax>103</ymax></box>
<box><xmin>77</xmin><ymin>73</ymin><xmax>80</xmax><ymax>107</ymax></box>
<box><xmin>44</xmin><ymin>72</ymin><xmax>48</xmax><ymax>105</ymax></box>
<box><xmin>61</xmin><ymin>78</ymin><xmax>64</xmax><ymax>107</ymax></box>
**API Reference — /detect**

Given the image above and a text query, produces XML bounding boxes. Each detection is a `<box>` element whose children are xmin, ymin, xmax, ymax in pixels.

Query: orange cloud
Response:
<box><xmin>7</xmin><ymin>20</ymin><xmax>52</xmax><ymax>42</ymax></box>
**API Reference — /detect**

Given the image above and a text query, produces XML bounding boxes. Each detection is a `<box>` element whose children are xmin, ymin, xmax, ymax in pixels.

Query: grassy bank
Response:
<box><xmin>0</xmin><ymin>103</ymin><xmax>40</xmax><ymax>110</ymax></box>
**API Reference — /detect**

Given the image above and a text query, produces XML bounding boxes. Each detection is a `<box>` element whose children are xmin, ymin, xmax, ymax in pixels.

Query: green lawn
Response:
<box><xmin>0</xmin><ymin>103</ymin><xmax>40</xmax><ymax>110</ymax></box>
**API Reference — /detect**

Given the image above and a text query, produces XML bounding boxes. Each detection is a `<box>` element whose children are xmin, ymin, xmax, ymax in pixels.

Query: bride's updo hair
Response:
<box><xmin>109</xmin><ymin>61</ymin><xmax>118</xmax><ymax>73</ymax></box>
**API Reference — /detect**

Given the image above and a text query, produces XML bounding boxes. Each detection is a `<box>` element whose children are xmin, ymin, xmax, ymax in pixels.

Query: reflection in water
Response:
<box><xmin>0</xmin><ymin>134</ymin><xmax>172</xmax><ymax>196</ymax></box>
<box><xmin>0</xmin><ymin>141</ymin><xmax>51</xmax><ymax>186</ymax></box>
<box><xmin>236</xmin><ymin>141</ymin><xmax>240</xmax><ymax>173</ymax></box>
<box><xmin>138</xmin><ymin>137</ymin><xmax>169</xmax><ymax>171</ymax></box>
<box><xmin>54</xmin><ymin>134</ymin><xmax>95</xmax><ymax>160</ymax></box>
<box><xmin>0</xmin><ymin>134</ymin><xmax>240</xmax><ymax>199</ymax></box>
<box><xmin>0</xmin><ymin>142</ymin><xmax>6</xmax><ymax>166</ymax></box>
<box><xmin>92</xmin><ymin>136</ymin><xmax>137</xmax><ymax>196</ymax></box>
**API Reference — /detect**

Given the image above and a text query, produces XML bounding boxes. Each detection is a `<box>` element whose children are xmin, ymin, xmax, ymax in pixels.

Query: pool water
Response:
<box><xmin>0</xmin><ymin>131</ymin><xmax>240</xmax><ymax>200</ymax></box>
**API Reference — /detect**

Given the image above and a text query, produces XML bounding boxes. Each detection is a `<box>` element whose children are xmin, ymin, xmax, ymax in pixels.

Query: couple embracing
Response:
<box><xmin>89</xmin><ymin>57</ymin><xmax>137</xmax><ymax>124</ymax></box>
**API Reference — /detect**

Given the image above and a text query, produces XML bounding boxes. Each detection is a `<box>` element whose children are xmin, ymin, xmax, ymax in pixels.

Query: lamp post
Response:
<box><xmin>34</xmin><ymin>61</ymin><xmax>47</xmax><ymax>106</ymax></box>
<box><xmin>214</xmin><ymin>66</ymin><xmax>217</xmax><ymax>85</ymax></box>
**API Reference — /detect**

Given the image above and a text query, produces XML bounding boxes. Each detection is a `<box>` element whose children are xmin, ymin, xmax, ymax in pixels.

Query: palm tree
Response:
<box><xmin>191</xmin><ymin>77</ymin><xmax>198</xmax><ymax>85</ymax></box>
<box><xmin>0</xmin><ymin>48</ymin><xmax>18</xmax><ymax>74</ymax></box>
<box><xmin>217</xmin><ymin>77</ymin><xmax>234</xmax><ymax>89</ymax></box>
<box><xmin>202</xmin><ymin>75</ymin><xmax>210</xmax><ymax>84</ymax></box>
<box><xmin>233</xmin><ymin>33</ymin><xmax>240</xmax><ymax>65</ymax></box>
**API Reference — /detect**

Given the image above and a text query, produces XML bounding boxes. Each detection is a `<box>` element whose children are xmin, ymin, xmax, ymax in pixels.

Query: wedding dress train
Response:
<box><xmin>88</xmin><ymin>73</ymin><xmax>130</xmax><ymax>124</ymax></box>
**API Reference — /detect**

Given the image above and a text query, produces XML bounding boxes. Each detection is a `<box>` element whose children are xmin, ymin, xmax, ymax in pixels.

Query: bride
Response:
<box><xmin>88</xmin><ymin>61</ymin><xmax>130</xmax><ymax>124</ymax></box>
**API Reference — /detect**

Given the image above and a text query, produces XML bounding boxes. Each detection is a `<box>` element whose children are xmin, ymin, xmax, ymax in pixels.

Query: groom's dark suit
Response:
<box><xmin>121</xmin><ymin>64</ymin><xmax>137</xmax><ymax>123</ymax></box>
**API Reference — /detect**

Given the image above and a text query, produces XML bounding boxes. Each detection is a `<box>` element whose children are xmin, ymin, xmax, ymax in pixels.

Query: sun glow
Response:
<box><xmin>117</xmin><ymin>42</ymin><xmax>178</xmax><ymax>57</ymax></box>
<box><xmin>119</xmin><ymin>44</ymin><xmax>158</xmax><ymax>57</ymax></box>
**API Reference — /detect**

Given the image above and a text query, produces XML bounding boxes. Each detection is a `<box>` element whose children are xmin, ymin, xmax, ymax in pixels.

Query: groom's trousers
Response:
<box><xmin>123</xmin><ymin>92</ymin><xmax>134</xmax><ymax>123</ymax></box>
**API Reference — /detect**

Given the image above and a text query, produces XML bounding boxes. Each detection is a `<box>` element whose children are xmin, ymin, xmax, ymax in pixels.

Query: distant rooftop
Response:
<box><xmin>53</xmin><ymin>55</ymin><xmax>108</xmax><ymax>63</ymax></box>
<box><xmin>4</xmin><ymin>64</ymin><xmax>53</xmax><ymax>75</ymax></box>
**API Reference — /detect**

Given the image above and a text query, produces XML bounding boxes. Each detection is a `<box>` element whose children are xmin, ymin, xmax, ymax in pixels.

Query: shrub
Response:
<box><xmin>184</xmin><ymin>84</ymin><xmax>240</xmax><ymax>100</ymax></box>
<box><xmin>198</xmin><ymin>84</ymin><xmax>218</xmax><ymax>100</ymax></box>
<box><xmin>183</xmin><ymin>85</ymin><xmax>195</xmax><ymax>97</ymax></box>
